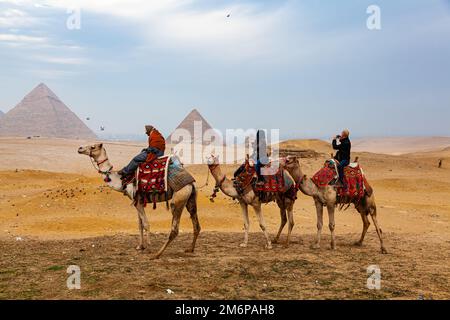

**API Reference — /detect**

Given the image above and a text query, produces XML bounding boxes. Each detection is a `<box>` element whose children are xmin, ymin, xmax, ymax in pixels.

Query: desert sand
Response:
<box><xmin>0</xmin><ymin>137</ymin><xmax>449</xmax><ymax>299</ymax></box>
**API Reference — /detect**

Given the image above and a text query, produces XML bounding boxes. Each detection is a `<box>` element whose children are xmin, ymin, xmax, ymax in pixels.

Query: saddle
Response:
<box><xmin>233</xmin><ymin>159</ymin><xmax>296</xmax><ymax>200</ymax></box>
<box><xmin>311</xmin><ymin>159</ymin><xmax>373</xmax><ymax>205</ymax></box>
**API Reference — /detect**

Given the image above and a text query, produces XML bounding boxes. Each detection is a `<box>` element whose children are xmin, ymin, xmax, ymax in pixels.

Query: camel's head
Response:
<box><xmin>206</xmin><ymin>154</ymin><xmax>220</xmax><ymax>167</ymax></box>
<box><xmin>78</xmin><ymin>143</ymin><xmax>104</xmax><ymax>159</ymax></box>
<box><xmin>283</xmin><ymin>155</ymin><xmax>300</xmax><ymax>171</ymax></box>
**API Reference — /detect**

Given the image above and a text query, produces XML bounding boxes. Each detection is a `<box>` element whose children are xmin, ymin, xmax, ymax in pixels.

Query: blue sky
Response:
<box><xmin>0</xmin><ymin>0</ymin><xmax>449</xmax><ymax>139</ymax></box>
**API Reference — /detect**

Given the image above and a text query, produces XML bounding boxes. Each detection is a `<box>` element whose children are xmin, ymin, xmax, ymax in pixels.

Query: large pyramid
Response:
<box><xmin>167</xmin><ymin>109</ymin><xmax>219</xmax><ymax>145</ymax></box>
<box><xmin>0</xmin><ymin>83</ymin><xmax>97</xmax><ymax>139</ymax></box>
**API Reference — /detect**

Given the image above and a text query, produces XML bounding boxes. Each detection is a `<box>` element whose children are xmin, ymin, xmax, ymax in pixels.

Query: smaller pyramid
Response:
<box><xmin>0</xmin><ymin>83</ymin><xmax>97</xmax><ymax>139</ymax></box>
<box><xmin>0</xmin><ymin>110</ymin><xmax>4</xmax><ymax>117</ymax></box>
<box><xmin>167</xmin><ymin>109</ymin><xmax>220</xmax><ymax>145</ymax></box>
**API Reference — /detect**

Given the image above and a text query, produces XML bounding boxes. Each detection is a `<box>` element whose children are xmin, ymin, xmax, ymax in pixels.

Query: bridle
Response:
<box><xmin>88</xmin><ymin>148</ymin><xmax>113</xmax><ymax>182</ymax></box>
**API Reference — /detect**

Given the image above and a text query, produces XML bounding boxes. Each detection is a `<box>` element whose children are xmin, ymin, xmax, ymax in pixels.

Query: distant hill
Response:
<box><xmin>0</xmin><ymin>83</ymin><xmax>97</xmax><ymax>139</ymax></box>
<box><xmin>352</xmin><ymin>137</ymin><xmax>450</xmax><ymax>155</ymax></box>
<box><xmin>279</xmin><ymin>139</ymin><xmax>331</xmax><ymax>154</ymax></box>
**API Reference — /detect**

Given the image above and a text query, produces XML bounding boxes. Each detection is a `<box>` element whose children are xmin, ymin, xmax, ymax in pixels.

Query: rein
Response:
<box><xmin>89</xmin><ymin>150</ymin><xmax>113</xmax><ymax>182</ymax></box>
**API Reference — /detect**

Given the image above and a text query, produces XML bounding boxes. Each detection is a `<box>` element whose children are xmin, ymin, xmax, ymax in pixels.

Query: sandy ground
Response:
<box><xmin>0</xmin><ymin>137</ymin><xmax>449</xmax><ymax>300</ymax></box>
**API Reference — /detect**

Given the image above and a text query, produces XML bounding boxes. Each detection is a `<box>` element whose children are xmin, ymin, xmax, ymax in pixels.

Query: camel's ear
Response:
<box><xmin>98</xmin><ymin>143</ymin><xmax>103</xmax><ymax>148</ymax></box>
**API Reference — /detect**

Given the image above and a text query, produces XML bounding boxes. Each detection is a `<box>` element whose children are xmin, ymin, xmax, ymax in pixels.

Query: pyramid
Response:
<box><xmin>167</xmin><ymin>109</ymin><xmax>219</xmax><ymax>145</ymax></box>
<box><xmin>0</xmin><ymin>83</ymin><xmax>97</xmax><ymax>139</ymax></box>
<box><xmin>0</xmin><ymin>110</ymin><xmax>4</xmax><ymax>117</ymax></box>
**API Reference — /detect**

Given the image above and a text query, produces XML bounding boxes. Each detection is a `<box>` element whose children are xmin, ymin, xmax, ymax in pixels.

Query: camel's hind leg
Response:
<box><xmin>273</xmin><ymin>201</ymin><xmax>287</xmax><ymax>244</ymax></box>
<box><xmin>151</xmin><ymin>185</ymin><xmax>191</xmax><ymax>259</ymax></box>
<box><xmin>185</xmin><ymin>184</ymin><xmax>201</xmax><ymax>253</ymax></box>
<box><xmin>354</xmin><ymin>204</ymin><xmax>371</xmax><ymax>247</ymax></box>
<box><xmin>370</xmin><ymin>204</ymin><xmax>388</xmax><ymax>254</ymax></box>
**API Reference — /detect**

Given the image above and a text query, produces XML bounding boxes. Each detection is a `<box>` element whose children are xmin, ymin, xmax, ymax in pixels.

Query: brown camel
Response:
<box><xmin>207</xmin><ymin>155</ymin><xmax>297</xmax><ymax>249</ymax></box>
<box><xmin>78</xmin><ymin>143</ymin><xmax>200</xmax><ymax>259</ymax></box>
<box><xmin>282</xmin><ymin>156</ymin><xmax>387</xmax><ymax>254</ymax></box>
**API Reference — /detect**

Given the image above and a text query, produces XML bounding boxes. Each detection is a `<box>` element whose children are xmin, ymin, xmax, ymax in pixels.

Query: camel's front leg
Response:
<box><xmin>253</xmin><ymin>203</ymin><xmax>272</xmax><ymax>250</ymax></box>
<box><xmin>135</xmin><ymin>202</ymin><xmax>149</xmax><ymax>250</ymax></box>
<box><xmin>327</xmin><ymin>204</ymin><xmax>336</xmax><ymax>250</ymax></box>
<box><xmin>285</xmin><ymin>202</ymin><xmax>295</xmax><ymax>248</ymax></box>
<box><xmin>239</xmin><ymin>202</ymin><xmax>250</xmax><ymax>248</ymax></box>
<box><xmin>312</xmin><ymin>199</ymin><xmax>324</xmax><ymax>249</ymax></box>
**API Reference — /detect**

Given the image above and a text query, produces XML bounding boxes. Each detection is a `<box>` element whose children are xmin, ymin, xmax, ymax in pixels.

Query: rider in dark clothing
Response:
<box><xmin>332</xmin><ymin>129</ymin><xmax>351</xmax><ymax>186</ymax></box>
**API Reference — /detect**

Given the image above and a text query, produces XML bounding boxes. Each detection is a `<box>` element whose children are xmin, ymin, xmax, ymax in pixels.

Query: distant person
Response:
<box><xmin>118</xmin><ymin>125</ymin><xmax>165</xmax><ymax>178</ymax></box>
<box><xmin>438</xmin><ymin>159</ymin><xmax>443</xmax><ymax>168</ymax></box>
<box><xmin>332</xmin><ymin>129</ymin><xmax>351</xmax><ymax>186</ymax></box>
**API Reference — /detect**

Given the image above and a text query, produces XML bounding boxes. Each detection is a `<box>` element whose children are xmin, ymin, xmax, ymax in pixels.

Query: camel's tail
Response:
<box><xmin>186</xmin><ymin>183</ymin><xmax>198</xmax><ymax>214</ymax></box>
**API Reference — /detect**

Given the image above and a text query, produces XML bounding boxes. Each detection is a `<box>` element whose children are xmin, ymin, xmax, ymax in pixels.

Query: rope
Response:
<box><xmin>197</xmin><ymin>167</ymin><xmax>210</xmax><ymax>190</ymax></box>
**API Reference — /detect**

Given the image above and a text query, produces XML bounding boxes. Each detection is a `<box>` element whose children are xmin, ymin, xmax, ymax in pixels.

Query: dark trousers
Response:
<box><xmin>121</xmin><ymin>147</ymin><xmax>164</xmax><ymax>176</ymax></box>
<box><xmin>338</xmin><ymin>159</ymin><xmax>350</xmax><ymax>185</ymax></box>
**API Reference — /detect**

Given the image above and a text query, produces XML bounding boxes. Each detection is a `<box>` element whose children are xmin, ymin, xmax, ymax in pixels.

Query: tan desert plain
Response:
<box><xmin>0</xmin><ymin>136</ymin><xmax>450</xmax><ymax>300</ymax></box>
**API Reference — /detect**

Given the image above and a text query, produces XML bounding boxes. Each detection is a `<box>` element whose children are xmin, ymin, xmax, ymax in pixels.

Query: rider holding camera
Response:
<box><xmin>332</xmin><ymin>129</ymin><xmax>351</xmax><ymax>187</ymax></box>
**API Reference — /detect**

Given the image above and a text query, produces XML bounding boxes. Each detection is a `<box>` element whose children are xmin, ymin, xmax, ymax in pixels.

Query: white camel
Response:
<box><xmin>282</xmin><ymin>156</ymin><xmax>387</xmax><ymax>254</ymax></box>
<box><xmin>78</xmin><ymin>143</ymin><xmax>200</xmax><ymax>259</ymax></box>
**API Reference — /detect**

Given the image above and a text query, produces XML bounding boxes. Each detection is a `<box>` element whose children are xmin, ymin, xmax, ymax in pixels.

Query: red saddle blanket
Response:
<box><xmin>137</xmin><ymin>156</ymin><xmax>169</xmax><ymax>196</ymax></box>
<box><xmin>234</xmin><ymin>161</ymin><xmax>287</xmax><ymax>194</ymax></box>
<box><xmin>254</xmin><ymin>169</ymin><xmax>286</xmax><ymax>193</ymax></box>
<box><xmin>312</xmin><ymin>161</ymin><xmax>366</xmax><ymax>203</ymax></box>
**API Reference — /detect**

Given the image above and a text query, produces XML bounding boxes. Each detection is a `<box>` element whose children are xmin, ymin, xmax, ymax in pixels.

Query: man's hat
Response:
<box><xmin>145</xmin><ymin>125</ymin><xmax>154</xmax><ymax>133</ymax></box>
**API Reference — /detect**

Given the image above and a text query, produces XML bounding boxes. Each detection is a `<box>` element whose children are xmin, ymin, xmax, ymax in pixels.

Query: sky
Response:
<box><xmin>0</xmin><ymin>0</ymin><xmax>449</xmax><ymax>140</ymax></box>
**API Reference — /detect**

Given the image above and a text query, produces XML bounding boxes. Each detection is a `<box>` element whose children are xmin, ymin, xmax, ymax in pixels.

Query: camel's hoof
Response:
<box><xmin>273</xmin><ymin>238</ymin><xmax>280</xmax><ymax>244</ymax></box>
<box><xmin>353</xmin><ymin>241</ymin><xmax>363</xmax><ymax>247</ymax></box>
<box><xmin>331</xmin><ymin>245</ymin><xmax>336</xmax><ymax>250</ymax></box>
<box><xmin>311</xmin><ymin>244</ymin><xmax>321</xmax><ymax>250</ymax></box>
<box><xmin>239</xmin><ymin>243</ymin><xmax>248</xmax><ymax>248</ymax></box>
<box><xmin>266</xmin><ymin>244</ymin><xmax>273</xmax><ymax>250</ymax></box>
<box><xmin>381</xmin><ymin>247</ymin><xmax>388</xmax><ymax>254</ymax></box>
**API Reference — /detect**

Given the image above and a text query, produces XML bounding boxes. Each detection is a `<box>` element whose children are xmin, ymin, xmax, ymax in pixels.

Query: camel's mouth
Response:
<box><xmin>77</xmin><ymin>147</ymin><xmax>88</xmax><ymax>155</ymax></box>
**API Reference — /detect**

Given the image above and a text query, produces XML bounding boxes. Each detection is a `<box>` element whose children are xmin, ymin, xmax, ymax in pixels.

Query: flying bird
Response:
<box><xmin>227</xmin><ymin>13</ymin><xmax>231</xmax><ymax>18</ymax></box>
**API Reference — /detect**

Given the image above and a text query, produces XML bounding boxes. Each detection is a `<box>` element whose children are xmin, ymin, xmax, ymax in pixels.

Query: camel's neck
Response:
<box><xmin>208</xmin><ymin>165</ymin><xmax>239</xmax><ymax>198</ymax></box>
<box><xmin>95</xmin><ymin>152</ymin><xmax>123</xmax><ymax>192</ymax></box>
<box><xmin>288</xmin><ymin>165</ymin><xmax>318</xmax><ymax>197</ymax></box>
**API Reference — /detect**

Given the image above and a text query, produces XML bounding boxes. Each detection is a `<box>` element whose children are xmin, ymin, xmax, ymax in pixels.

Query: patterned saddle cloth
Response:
<box><xmin>312</xmin><ymin>159</ymin><xmax>371</xmax><ymax>204</ymax></box>
<box><xmin>234</xmin><ymin>160</ymin><xmax>295</xmax><ymax>198</ymax></box>
<box><xmin>138</xmin><ymin>156</ymin><xmax>170</xmax><ymax>194</ymax></box>
<box><xmin>135</xmin><ymin>155</ymin><xmax>195</xmax><ymax>208</ymax></box>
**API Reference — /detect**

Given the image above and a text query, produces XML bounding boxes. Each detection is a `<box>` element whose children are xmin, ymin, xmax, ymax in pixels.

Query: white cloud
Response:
<box><xmin>31</xmin><ymin>55</ymin><xmax>89</xmax><ymax>64</ymax></box>
<box><xmin>0</xmin><ymin>0</ymin><xmax>293</xmax><ymax>61</ymax></box>
<box><xmin>0</xmin><ymin>33</ymin><xmax>46</xmax><ymax>43</ymax></box>
<box><xmin>0</xmin><ymin>8</ymin><xmax>37</xmax><ymax>27</ymax></box>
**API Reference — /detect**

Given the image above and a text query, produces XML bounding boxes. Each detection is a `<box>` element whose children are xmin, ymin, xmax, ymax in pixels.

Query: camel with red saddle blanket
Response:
<box><xmin>282</xmin><ymin>156</ymin><xmax>387</xmax><ymax>254</ymax></box>
<box><xmin>78</xmin><ymin>143</ymin><xmax>200</xmax><ymax>259</ymax></box>
<box><xmin>207</xmin><ymin>155</ymin><xmax>298</xmax><ymax>249</ymax></box>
